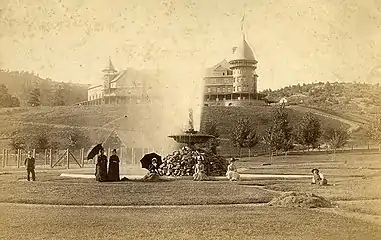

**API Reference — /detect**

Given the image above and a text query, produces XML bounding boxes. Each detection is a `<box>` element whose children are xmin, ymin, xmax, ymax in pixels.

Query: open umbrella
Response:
<box><xmin>140</xmin><ymin>152</ymin><xmax>162</xmax><ymax>170</ymax></box>
<box><xmin>87</xmin><ymin>144</ymin><xmax>103</xmax><ymax>160</ymax></box>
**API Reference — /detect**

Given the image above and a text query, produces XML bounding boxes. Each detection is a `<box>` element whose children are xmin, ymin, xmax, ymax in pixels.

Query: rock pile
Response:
<box><xmin>268</xmin><ymin>191</ymin><xmax>332</xmax><ymax>208</ymax></box>
<box><xmin>159</xmin><ymin>146</ymin><xmax>228</xmax><ymax>177</ymax></box>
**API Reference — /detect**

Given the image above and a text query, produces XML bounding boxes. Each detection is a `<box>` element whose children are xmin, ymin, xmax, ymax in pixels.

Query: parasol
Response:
<box><xmin>140</xmin><ymin>152</ymin><xmax>162</xmax><ymax>170</ymax></box>
<box><xmin>87</xmin><ymin>144</ymin><xmax>103</xmax><ymax>160</ymax></box>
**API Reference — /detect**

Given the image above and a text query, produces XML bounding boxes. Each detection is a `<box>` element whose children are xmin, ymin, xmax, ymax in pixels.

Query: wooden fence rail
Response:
<box><xmin>0</xmin><ymin>147</ymin><xmax>167</xmax><ymax>169</ymax></box>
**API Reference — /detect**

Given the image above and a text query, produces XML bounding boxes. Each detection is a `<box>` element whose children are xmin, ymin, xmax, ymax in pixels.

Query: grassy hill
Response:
<box><xmin>0</xmin><ymin>104</ymin><xmax>347</xmax><ymax>157</ymax></box>
<box><xmin>262</xmin><ymin>82</ymin><xmax>381</xmax><ymax>123</ymax></box>
<box><xmin>0</xmin><ymin>70</ymin><xmax>88</xmax><ymax>106</ymax></box>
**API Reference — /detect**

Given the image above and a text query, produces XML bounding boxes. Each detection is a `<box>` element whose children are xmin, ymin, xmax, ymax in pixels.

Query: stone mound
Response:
<box><xmin>159</xmin><ymin>146</ymin><xmax>228</xmax><ymax>177</ymax></box>
<box><xmin>268</xmin><ymin>191</ymin><xmax>332</xmax><ymax>208</ymax></box>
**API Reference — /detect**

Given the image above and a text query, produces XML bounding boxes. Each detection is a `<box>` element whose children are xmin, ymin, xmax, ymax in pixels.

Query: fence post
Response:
<box><xmin>131</xmin><ymin>148</ymin><xmax>135</xmax><ymax>165</ymax></box>
<box><xmin>44</xmin><ymin>149</ymin><xmax>48</xmax><ymax>167</ymax></box>
<box><xmin>120</xmin><ymin>147</ymin><xmax>123</xmax><ymax>165</ymax></box>
<box><xmin>6</xmin><ymin>149</ymin><xmax>9</xmax><ymax>167</ymax></box>
<box><xmin>66</xmin><ymin>149</ymin><xmax>69</xmax><ymax>169</ymax></box>
<box><xmin>81</xmin><ymin>148</ymin><xmax>84</xmax><ymax>168</ymax></box>
<box><xmin>49</xmin><ymin>149</ymin><xmax>52</xmax><ymax>168</ymax></box>
<box><xmin>2</xmin><ymin>149</ymin><xmax>4</xmax><ymax>168</ymax></box>
<box><xmin>16</xmin><ymin>149</ymin><xmax>19</xmax><ymax>168</ymax></box>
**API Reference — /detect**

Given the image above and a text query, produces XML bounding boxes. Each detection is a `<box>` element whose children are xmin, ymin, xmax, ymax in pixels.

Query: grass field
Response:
<box><xmin>1</xmin><ymin>152</ymin><xmax>381</xmax><ymax>239</ymax></box>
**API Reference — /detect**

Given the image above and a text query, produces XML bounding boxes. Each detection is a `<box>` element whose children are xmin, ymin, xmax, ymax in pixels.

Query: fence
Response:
<box><xmin>0</xmin><ymin>147</ymin><xmax>167</xmax><ymax>169</ymax></box>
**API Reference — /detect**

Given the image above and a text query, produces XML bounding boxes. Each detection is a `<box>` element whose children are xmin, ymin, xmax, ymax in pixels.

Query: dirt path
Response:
<box><xmin>288</xmin><ymin>105</ymin><xmax>361</xmax><ymax>132</ymax></box>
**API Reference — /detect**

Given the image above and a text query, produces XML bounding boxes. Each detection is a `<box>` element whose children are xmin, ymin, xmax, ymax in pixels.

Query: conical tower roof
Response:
<box><xmin>230</xmin><ymin>33</ymin><xmax>256</xmax><ymax>62</ymax></box>
<box><xmin>102</xmin><ymin>57</ymin><xmax>117</xmax><ymax>73</ymax></box>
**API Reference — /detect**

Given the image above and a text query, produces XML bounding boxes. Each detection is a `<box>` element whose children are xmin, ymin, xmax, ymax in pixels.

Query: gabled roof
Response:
<box><xmin>230</xmin><ymin>33</ymin><xmax>256</xmax><ymax>62</ymax></box>
<box><xmin>205</xmin><ymin>59</ymin><xmax>231</xmax><ymax>76</ymax></box>
<box><xmin>103</xmin><ymin>130</ymin><xmax>152</xmax><ymax>148</ymax></box>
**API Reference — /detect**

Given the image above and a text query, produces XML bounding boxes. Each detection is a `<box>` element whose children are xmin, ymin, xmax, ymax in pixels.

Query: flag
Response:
<box><xmin>240</xmin><ymin>13</ymin><xmax>245</xmax><ymax>32</ymax></box>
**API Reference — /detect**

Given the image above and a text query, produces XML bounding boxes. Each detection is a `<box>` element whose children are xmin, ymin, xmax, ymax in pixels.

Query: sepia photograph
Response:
<box><xmin>0</xmin><ymin>0</ymin><xmax>381</xmax><ymax>239</ymax></box>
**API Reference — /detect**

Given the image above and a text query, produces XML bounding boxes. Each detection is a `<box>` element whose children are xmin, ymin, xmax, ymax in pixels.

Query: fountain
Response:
<box><xmin>168</xmin><ymin>108</ymin><xmax>215</xmax><ymax>148</ymax></box>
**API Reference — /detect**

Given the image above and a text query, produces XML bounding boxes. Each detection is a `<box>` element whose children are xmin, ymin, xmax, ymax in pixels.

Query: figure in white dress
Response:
<box><xmin>226</xmin><ymin>158</ymin><xmax>240</xmax><ymax>181</ymax></box>
<box><xmin>193</xmin><ymin>157</ymin><xmax>208</xmax><ymax>181</ymax></box>
<box><xmin>311</xmin><ymin>168</ymin><xmax>327</xmax><ymax>185</ymax></box>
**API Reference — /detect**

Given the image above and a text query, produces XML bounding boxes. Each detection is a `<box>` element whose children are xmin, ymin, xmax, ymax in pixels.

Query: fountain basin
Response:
<box><xmin>168</xmin><ymin>133</ymin><xmax>215</xmax><ymax>145</ymax></box>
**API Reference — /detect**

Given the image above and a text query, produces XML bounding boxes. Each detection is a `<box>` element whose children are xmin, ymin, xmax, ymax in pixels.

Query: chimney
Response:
<box><xmin>232</xmin><ymin>47</ymin><xmax>237</xmax><ymax>54</ymax></box>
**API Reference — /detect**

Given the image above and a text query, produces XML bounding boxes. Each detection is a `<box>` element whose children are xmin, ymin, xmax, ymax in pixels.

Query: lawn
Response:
<box><xmin>0</xmin><ymin>174</ymin><xmax>277</xmax><ymax>206</ymax></box>
<box><xmin>1</xmin><ymin>204</ymin><xmax>380</xmax><ymax>240</ymax></box>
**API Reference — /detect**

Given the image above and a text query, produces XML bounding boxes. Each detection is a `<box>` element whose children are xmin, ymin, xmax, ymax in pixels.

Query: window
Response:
<box><xmin>228</xmin><ymin>88</ymin><xmax>232</xmax><ymax>92</ymax></box>
<box><xmin>208</xmin><ymin>87</ymin><xmax>211</xmax><ymax>93</ymax></box>
<box><xmin>222</xmin><ymin>88</ymin><xmax>226</xmax><ymax>92</ymax></box>
<box><xmin>212</xmin><ymin>87</ymin><xmax>216</xmax><ymax>92</ymax></box>
<box><xmin>217</xmin><ymin>88</ymin><xmax>220</xmax><ymax>93</ymax></box>
<box><xmin>212</xmin><ymin>79</ymin><xmax>216</xmax><ymax>84</ymax></box>
<box><xmin>223</xmin><ymin>72</ymin><xmax>225</xmax><ymax>76</ymax></box>
<box><xmin>238</xmin><ymin>86</ymin><xmax>242</xmax><ymax>91</ymax></box>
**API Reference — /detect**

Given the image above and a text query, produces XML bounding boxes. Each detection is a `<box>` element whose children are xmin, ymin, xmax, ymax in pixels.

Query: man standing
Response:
<box><xmin>24</xmin><ymin>151</ymin><xmax>36</xmax><ymax>181</ymax></box>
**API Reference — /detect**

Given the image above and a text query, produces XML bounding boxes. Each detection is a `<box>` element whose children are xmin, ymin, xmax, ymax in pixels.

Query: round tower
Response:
<box><xmin>102</xmin><ymin>57</ymin><xmax>117</xmax><ymax>90</ymax></box>
<box><xmin>229</xmin><ymin>33</ymin><xmax>258</xmax><ymax>100</ymax></box>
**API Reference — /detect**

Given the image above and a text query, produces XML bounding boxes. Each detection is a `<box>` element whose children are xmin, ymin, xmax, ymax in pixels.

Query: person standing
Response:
<box><xmin>24</xmin><ymin>151</ymin><xmax>36</xmax><ymax>181</ymax></box>
<box><xmin>108</xmin><ymin>149</ymin><xmax>120</xmax><ymax>181</ymax></box>
<box><xmin>95</xmin><ymin>148</ymin><xmax>108</xmax><ymax>182</ymax></box>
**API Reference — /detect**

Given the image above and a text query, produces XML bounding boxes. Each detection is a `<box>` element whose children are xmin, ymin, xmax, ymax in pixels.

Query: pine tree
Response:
<box><xmin>231</xmin><ymin>117</ymin><xmax>259</xmax><ymax>157</ymax></box>
<box><xmin>263</xmin><ymin>106</ymin><xmax>294</xmax><ymax>159</ymax></box>
<box><xmin>296</xmin><ymin>112</ymin><xmax>322</xmax><ymax>151</ymax></box>
<box><xmin>28</xmin><ymin>88</ymin><xmax>41</xmax><ymax>107</ymax></box>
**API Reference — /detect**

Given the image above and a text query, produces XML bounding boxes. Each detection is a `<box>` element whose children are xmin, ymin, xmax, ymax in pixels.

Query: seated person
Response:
<box><xmin>226</xmin><ymin>158</ymin><xmax>240</xmax><ymax>181</ymax></box>
<box><xmin>193</xmin><ymin>158</ymin><xmax>208</xmax><ymax>181</ymax></box>
<box><xmin>311</xmin><ymin>168</ymin><xmax>327</xmax><ymax>185</ymax></box>
<box><xmin>142</xmin><ymin>158</ymin><xmax>161</xmax><ymax>181</ymax></box>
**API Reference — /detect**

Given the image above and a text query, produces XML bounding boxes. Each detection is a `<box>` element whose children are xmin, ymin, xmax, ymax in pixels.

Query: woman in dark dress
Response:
<box><xmin>108</xmin><ymin>149</ymin><xmax>120</xmax><ymax>181</ymax></box>
<box><xmin>95</xmin><ymin>148</ymin><xmax>108</xmax><ymax>182</ymax></box>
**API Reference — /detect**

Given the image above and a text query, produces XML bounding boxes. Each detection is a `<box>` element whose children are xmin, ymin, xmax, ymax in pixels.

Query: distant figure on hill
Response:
<box><xmin>193</xmin><ymin>157</ymin><xmax>208</xmax><ymax>181</ymax></box>
<box><xmin>226</xmin><ymin>158</ymin><xmax>240</xmax><ymax>181</ymax></box>
<box><xmin>311</xmin><ymin>168</ymin><xmax>327</xmax><ymax>186</ymax></box>
<box><xmin>95</xmin><ymin>148</ymin><xmax>108</xmax><ymax>182</ymax></box>
<box><xmin>108</xmin><ymin>149</ymin><xmax>120</xmax><ymax>181</ymax></box>
<box><xmin>24</xmin><ymin>151</ymin><xmax>35</xmax><ymax>181</ymax></box>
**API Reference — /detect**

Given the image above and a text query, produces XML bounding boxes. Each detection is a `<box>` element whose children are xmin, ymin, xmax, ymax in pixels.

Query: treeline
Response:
<box><xmin>0</xmin><ymin>69</ymin><xmax>88</xmax><ymax>107</ymax></box>
<box><xmin>261</xmin><ymin>82</ymin><xmax>381</xmax><ymax>106</ymax></box>
<box><xmin>202</xmin><ymin>106</ymin><xmax>354</xmax><ymax>159</ymax></box>
<box><xmin>10</xmin><ymin>126</ymin><xmax>91</xmax><ymax>152</ymax></box>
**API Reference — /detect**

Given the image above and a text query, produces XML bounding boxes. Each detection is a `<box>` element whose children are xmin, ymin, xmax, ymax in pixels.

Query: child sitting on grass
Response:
<box><xmin>311</xmin><ymin>168</ymin><xmax>328</xmax><ymax>186</ymax></box>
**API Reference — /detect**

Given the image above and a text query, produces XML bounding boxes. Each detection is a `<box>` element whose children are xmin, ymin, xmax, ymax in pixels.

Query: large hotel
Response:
<box><xmin>83</xmin><ymin>27</ymin><xmax>261</xmax><ymax>106</ymax></box>
<box><xmin>203</xmin><ymin>31</ymin><xmax>261</xmax><ymax>106</ymax></box>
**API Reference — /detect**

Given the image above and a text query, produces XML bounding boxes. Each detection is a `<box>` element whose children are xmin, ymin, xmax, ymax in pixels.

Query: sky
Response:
<box><xmin>1</xmin><ymin>0</ymin><xmax>381</xmax><ymax>91</ymax></box>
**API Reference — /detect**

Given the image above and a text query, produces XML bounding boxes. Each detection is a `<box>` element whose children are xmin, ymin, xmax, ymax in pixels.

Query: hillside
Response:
<box><xmin>0</xmin><ymin>69</ymin><xmax>88</xmax><ymax>106</ymax></box>
<box><xmin>262</xmin><ymin>82</ymin><xmax>381</xmax><ymax>122</ymax></box>
<box><xmin>0</xmin><ymin>104</ymin><xmax>346</xmax><ymax>156</ymax></box>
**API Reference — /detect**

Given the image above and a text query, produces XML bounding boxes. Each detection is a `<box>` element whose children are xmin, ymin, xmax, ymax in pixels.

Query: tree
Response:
<box><xmin>231</xmin><ymin>117</ymin><xmax>259</xmax><ymax>156</ymax></box>
<box><xmin>263</xmin><ymin>106</ymin><xmax>294</xmax><ymax>159</ymax></box>
<box><xmin>201</xmin><ymin>120</ymin><xmax>220</xmax><ymax>154</ymax></box>
<box><xmin>323</xmin><ymin>126</ymin><xmax>350</xmax><ymax>159</ymax></box>
<box><xmin>0</xmin><ymin>84</ymin><xmax>20</xmax><ymax>108</ymax></box>
<box><xmin>28</xmin><ymin>88</ymin><xmax>41</xmax><ymax>107</ymax></box>
<box><xmin>52</xmin><ymin>86</ymin><xmax>66</xmax><ymax>106</ymax></box>
<box><xmin>296</xmin><ymin>112</ymin><xmax>322</xmax><ymax>151</ymax></box>
<box><xmin>65</xmin><ymin>129</ymin><xmax>91</xmax><ymax>150</ymax></box>
<box><xmin>369</xmin><ymin>114</ymin><xmax>381</xmax><ymax>151</ymax></box>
